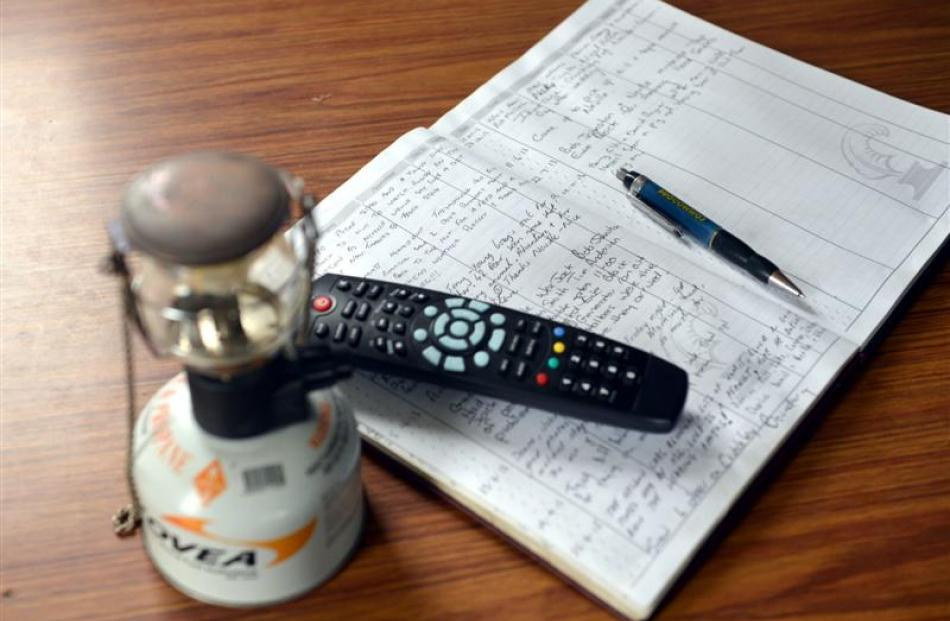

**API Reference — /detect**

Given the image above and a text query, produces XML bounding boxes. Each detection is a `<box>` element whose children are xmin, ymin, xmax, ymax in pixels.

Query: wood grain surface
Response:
<box><xmin>1</xmin><ymin>1</ymin><xmax>947</xmax><ymax>619</ymax></box>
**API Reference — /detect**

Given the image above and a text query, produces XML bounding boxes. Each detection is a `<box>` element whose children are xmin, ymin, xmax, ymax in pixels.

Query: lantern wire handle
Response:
<box><xmin>102</xmin><ymin>245</ymin><xmax>144</xmax><ymax>536</ymax></box>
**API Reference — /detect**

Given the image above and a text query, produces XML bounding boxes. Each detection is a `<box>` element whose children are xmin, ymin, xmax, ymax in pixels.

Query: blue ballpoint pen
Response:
<box><xmin>616</xmin><ymin>168</ymin><xmax>804</xmax><ymax>297</ymax></box>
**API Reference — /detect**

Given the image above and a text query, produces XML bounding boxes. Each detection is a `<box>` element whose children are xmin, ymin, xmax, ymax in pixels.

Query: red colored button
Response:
<box><xmin>312</xmin><ymin>295</ymin><xmax>334</xmax><ymax>313</ymax></box>
<box><xmin>535</xmin><ymin>372</ymin><xmax>549</xmax><ymax>387</ymax></box>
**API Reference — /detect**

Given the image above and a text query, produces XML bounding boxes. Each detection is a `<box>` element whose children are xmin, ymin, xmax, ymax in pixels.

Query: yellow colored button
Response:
<box><xmin>552</xmin><ymin>341</ymin><xmax>566</xmax><ymax>354</ymax></box>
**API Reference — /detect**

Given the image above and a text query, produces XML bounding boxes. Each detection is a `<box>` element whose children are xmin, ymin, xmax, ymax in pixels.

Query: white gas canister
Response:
<box><xmin>133</xmin><ymin>373</ymin><xmax>363</xmax><ymax>606</ymax></box>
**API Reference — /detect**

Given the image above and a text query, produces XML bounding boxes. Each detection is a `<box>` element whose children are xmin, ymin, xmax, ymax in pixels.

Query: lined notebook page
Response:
<box><xmin>313</xmin><ymin>0</ymin><xmax>948</xmax><ymax>618</ymax></box>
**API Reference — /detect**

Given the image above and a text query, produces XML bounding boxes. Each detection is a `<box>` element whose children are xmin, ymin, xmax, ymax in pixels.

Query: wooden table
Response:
<box><xmin>2</xmin><ymin>1</ymin><xmax>947</xmax><ymax>619</ymax></box>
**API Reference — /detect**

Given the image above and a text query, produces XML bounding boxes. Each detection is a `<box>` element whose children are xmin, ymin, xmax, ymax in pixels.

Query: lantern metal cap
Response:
<box><xmin>120</xmin><ymin>152</ymin><xmax>290</xmax><ymax>265</ymax></box>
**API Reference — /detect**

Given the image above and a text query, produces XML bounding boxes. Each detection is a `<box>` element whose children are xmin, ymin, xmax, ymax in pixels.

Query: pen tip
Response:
<box><xmin>768</xmin><ymin>270</ymin><xmax>805</xmax><ymax>298</ymax></box>
<box><xmin>615</xmin><ymin>168</ymin><xmax>630</xmax><ymax>182</ymax></box>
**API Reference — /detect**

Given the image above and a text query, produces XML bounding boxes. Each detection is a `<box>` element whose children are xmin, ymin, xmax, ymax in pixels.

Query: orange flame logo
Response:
<box><xmin>163</xmin><ymin>515</ymin><xmax>317</xmax><ymax>566</ymax></box>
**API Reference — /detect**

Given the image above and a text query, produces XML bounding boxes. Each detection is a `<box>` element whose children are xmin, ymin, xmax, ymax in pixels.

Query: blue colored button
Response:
<box><xmin>422</xmin><ymin>346</ymin><xmax>442</xmax><ymax>366</ymax></box>
<box><xmin>424</xmin><ymin>305</ymin><xmax>438</xmax><ymax>318</ymax></box>
<box><xmin>433</xmin><ymin>313</ymin><xmax>450</xmax><ymax>336</ymax></box>
<box><xmin>490</xmin><ymin>313</ymin><xmax>505</xmax><ymax>326</ymax></box>
<box><xmin>445</xmin><ymin>297</ymin><xmax>465</xmax><ymax>308</ymax></box>
<box><xmin>450</xmin><ymin>308</ymin><xmax>480</xmax><ymax>322</ymax></box>
<box><xmin>443</xmin><ymin>356</ymin><xmax>465</xmax><ymax>372</ymax></box>
<box><xmin>468</xmin><ymin>300</ymin><xmax>490</xmax><ymax>312</ymax></box>
<box><xmin>413</xmin><ymin>329</ymin><xmax>428</xmax><ymax>342</ymax></box>
<box><xmin>449</xmin><ymin>320</ymin><xmax>470</xmax><ymax>337</ymax></box>
<box><xmin>553</xmin><ymin>326</ymin><xmax>566</xmax><ymax>338</ymax></box>
<box><xmin>473</xmin><ymin>351</ymin><xmax>489</xmax><ymax>367</ymax></box>
<box><xmin>488</xmin><ymin>328</ymin><xmax>506</xmax><ymax>351</ymax></box>
<box><xmin>468</xmin><ymin>321</ymin><xmax>486</xmax><ymax>346</ymax></box>
<box><xmin>438</xmin><ymin>335</ymin><xmax>469</xmax><ymax>351</ymax></box>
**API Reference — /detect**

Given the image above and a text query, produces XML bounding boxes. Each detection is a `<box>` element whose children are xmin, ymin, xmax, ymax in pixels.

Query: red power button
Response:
<box><xmin>312</xmin><ymin>295</ymin><xmax>335</xmax><ymax>313</ymax></box>
<box><xmin>535</xmin><ymin>372</ymin><xmax>549</xmax><ymax>387</ymax></box>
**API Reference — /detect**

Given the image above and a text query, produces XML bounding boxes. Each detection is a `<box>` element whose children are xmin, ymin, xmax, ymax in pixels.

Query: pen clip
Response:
<box><xmin>629</xmin><ymin>197</ymin><xmax>686</xmax><ymax>239</ymax></box>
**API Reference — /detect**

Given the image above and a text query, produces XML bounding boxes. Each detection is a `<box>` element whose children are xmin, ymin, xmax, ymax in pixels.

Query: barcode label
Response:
<box><xmin>242</xmin><ymin>464</ymin><xmax>285</xmax><ymax>493</ymax></box>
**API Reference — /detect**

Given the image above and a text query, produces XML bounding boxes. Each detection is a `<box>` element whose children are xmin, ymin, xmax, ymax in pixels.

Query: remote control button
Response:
<box><xmin>622</xmin><ymin>369</ymin><xmax>638</xmax><ymax>385</ymax></box>
<box><xmin>423</xmin><ymin>305</ymin><xmax>438</xmax><ymax>318</ymax></box>
<box><xmin>595</xmin><ymin>386</ymin><xmax>612</xmax><ymax>401</ymax></box>
<box><xmin>468</xmin><ymin>321</ymin><xmax>486</xmax><ymax>346</ymax></box>
<box><xmin>433</xmin><ymin>313</ymin><xmax>450</xmax><ymax>336</ymax></box>
<box><xmin>437</xmin><ymin>335</ymin><xmax>468</xmax><ymax>351</ymax></box>
<box><xmin>333</xmin><ymin>323</ymin><xmax>347</xmax><ymax>342</ymax></box>
<box><xmin>490</xmin><ymin>313</ymin><xmax>505</xmax><ymax>326</ymax></box>
<box><xmin>356</xmin><ymin>302</ymin><xmax>371</xmax><ymax>321</ymax></box>
<box><xmin>413</xmin><ymin>329</ymin><xmax>428</xmax><ymax>342</ymax></box>
<box><xmin>382</xmin><ymin>301</ymin><xmax>397</xmax><ymax>314</ymax></box>
<box><xmin>535</xmin><ymin>372</ymin><xmax>549</xmax><ymax>387</ymax></box>
<box><xmin>574</xmin><ymin>334</ymin><xmax>589</xmax><ymax>349</ymax></box>
<box><xmin>553</xmin><ymin>326</ymin><xmax>566</xmax><ymax>338</ymax></box>
<box><xmin>341</xmin><ymin>300</ymin><xmax>357</xmax><ymax>318</ymax></box>
<box><xmin>552</xmin><ymin>341</ymin><xmax>566</xmax><ymax>354</ymax></box>
<box><xmin>568</xmin><ymin>353</ymin><xmax>582</xmax><ymax>368</ymax></box>
<box><xmin>376</xmin><ymin>317</ymin><xmax>389</xmax><ymax>331</ymax></box>
<box><xmin>449</xmin><ymin>320</ymin><xmax>470</xmax><ymax>337</ymax></box>
<box><xmin>609</xmin><ymin>345</ymin><xmax>626</xmax><ymax>360</ymax></box>
<box><xmin>546</xmin><ymin>357</ymin><xmax>560</xmax><ymax>370</ymax></box>
<box><xmin>397</xmin><ymin>305</ymin><xmax>414</xmax><ymax>318</ymax></box>
<box><xmin>574</xmin><ymin>380</ymin><xmax>593</xmax><ymax>396</ymax></box>
<box><xmin>498</xmin><ymin>358</ymin><xmax>511</xmax><ymax>375</ymax></box>
<box><xmin>473</xmin><ymin>351</ymin><xmax>489</xmax><ymax>367</ymax></box>
<box><xmin>514</xmin><ymin>318</ymin><xmax>526</xmax><ymax>332</ymax></box>
<box><xmin>393</xmin><ymin>321</ymin><xmax>407</xmax><ymax>335</ymax></box>
<box><xmin>530</xmin><ymin>321</ymin><xmax>542</xmax><ymax>336</ymax></box>
<box><xmin>585</xmin><ymin>359</ymin><xmax>602</xmax><ymax>374</ymax></box>
<box><xmin>411</xmin><ymin>293</ymin><xmax>429</xmax><ymax>304</ymax></box>
<box><xmin>347</xmin><ymin>326</ymin><xmax>362</xmax><ymax>347</ymax></box>
<box><xmin>468</xmin><ymin>300</ymin><xmax>489</xmax><ymax>312</ymax></box>
<box><xmin>392</xmin><ymin>288</ymin><xmax>410</xmax><ymax>299</ymax></box>
<box><xmin>443</xmin><ymin>356</ymin><xmax>465</xmax><ymax>372</ymax></box>
<box><xmin>524</xmin><ymin>339</ymin><xmax>538</xmax><ymax>359</ymax></box>
<box><xmin>393</xmin><ymin>340</ymin><xmax>407</xmax><ymax>356</ymax></box>
<box><xmin>515</xmin><ymin>361</ymin><xmax>527</xmax><ymax>380</ymax></box>
<box><xmin>422</xmin><ymin>346</ymin><xmax>442</xmax><ymax>367</ymax></box>
<box><xmin>604</xmin><ymin>364</ymin><xmax>619</xmax><ymax>379</ymax></box>
<box><xmin>558</xmin><ymin>376</ymin><xmax>574</xmax><ymax>392</ymax></box>
<box><xmin>507</xmin><ymin>334</ymin><xmax>522</xmax><ymax>355</ymax></box>
<box><xmin>366</xmin><ymin>284</ymin><xmax>383</xmax><ymax>300</ymax></box>
<box><xmin>313</xmin><ymin>321</ymin><xmax>329</xmax><ymax>338</ymax></box>
<box><xmin>311</xmin><ymin>295</ymin><xmax>334</xmax><ymax>313</ymax></box>
<box><xmin>353</xmin><ymin>282</ymin><xmax>368</xmax><ymax>297</ymax></box>
<box><xmin>450</xmin><ymin>308</ymin><xmax>480</xmax><ymax>322</ymax></box>
<box><xmin>488</xmin><ymin>329</ymin><xmax>506</xmax><ymax>351</ymax></box>
<box><xmin>445</xmin><ymin>297</ymin><xmax>464</xmax><ymax>308</ymax></box>
<box><xmin>373</xmin><ymin>336</ymin><xmax>387</xmax><ymax>352</ymax></box>
<box><xmin>592</xmin><ymin>339</ymin><xmax>607</xmax><ymax>353</ymax></box>
<box><xmin>335</xmin><ymin>279</ymin><xmax>352</xmax><ymax>291</ymax></box>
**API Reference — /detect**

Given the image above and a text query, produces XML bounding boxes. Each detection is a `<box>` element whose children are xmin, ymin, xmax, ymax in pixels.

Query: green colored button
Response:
<box><xmin>547</xmin><ymin>357</ymin><xmax>560</xmax><ymax>370</ymax></box>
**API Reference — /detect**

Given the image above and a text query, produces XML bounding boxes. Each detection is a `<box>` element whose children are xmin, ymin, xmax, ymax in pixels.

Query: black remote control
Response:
<box><xmin>307</xmin><ymin>273</ymin><xmax>687</xmax><ymax>432</ymax></box>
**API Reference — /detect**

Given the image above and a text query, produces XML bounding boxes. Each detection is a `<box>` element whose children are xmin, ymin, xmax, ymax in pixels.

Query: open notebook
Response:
<box><xmin>312</xmin><ymin>0</ymin><xmax>949</xmax><ymax>618</ymax></box>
